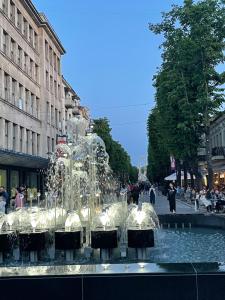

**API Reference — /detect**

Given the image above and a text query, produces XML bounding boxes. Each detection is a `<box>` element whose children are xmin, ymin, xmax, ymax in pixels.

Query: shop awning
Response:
<box><xmin>164</xmin><ymin>171</ymin><xmax>195</xmax><ymax>181</ymax></box>
<box><xmin>0</xmin><ymin>149</ymin><xmax>49</xmax><ymax>169</ymax></box>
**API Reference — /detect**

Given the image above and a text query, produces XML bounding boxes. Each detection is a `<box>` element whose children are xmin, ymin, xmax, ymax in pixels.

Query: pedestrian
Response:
<box><xmin>15</xmin><ymin>187</ymin><xmax>25</xmax><ymax>208</ymax></box>
<box><xmin>167</xmin><ymin>183</ymin><xmax>177</xmax><ymax>213</ymax></box>
<box><xmin>195</xmin><ymin>191</ymin><xmax>200</xmax><ymax>211</ymax></box>
<box><xmin>0</xmin><ymin>196</ymin><xmax>6</xmax><ymax>214</ymax></box>
<box><xmin>0</xmin><ymin>186</ymin><xmax>9</xmax><ymax>213</ymax></box>
<box><xmin>190</xmin><ymin>188</ymin><xmax>196</xmax><ymax>203</ymax></box>
<box><xmin>149</xmin><ymin>185</ymin><xmax>156</xmax><ymax>205</ymax></box>
<box><xmin>132</xmin><ymin>185</ymin><xmax>140</xmax><ymax>205</ymax></box>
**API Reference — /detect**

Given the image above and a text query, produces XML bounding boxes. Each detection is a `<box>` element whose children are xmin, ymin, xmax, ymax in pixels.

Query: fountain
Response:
<box><xmin>0</xmin><ymin>115</ymin><xmax>158</xmax><ymax>265</ymax></box>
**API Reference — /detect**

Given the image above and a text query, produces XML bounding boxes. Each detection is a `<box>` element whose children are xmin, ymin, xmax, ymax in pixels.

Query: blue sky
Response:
<box><xmin>33</xmin><ymin>0</ymin><xmax>183</xmax><ymax>166</ymax></box>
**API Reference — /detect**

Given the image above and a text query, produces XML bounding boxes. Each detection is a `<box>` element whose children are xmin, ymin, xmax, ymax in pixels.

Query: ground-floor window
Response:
<box><xmin>0</xmin><ymin>169</ymin><xmax>7</xmax><ymax>188</ymax></box>
<box><xmin>10</xmin><ymin>170</ymin><xmax>19</xmax><ymax>197</ymax></box>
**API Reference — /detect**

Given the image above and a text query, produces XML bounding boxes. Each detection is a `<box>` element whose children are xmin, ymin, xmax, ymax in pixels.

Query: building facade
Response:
<box><xmin>0</xmin><ymin>0</ymin><xmax>81</xmax><ymax>197</ymax></box>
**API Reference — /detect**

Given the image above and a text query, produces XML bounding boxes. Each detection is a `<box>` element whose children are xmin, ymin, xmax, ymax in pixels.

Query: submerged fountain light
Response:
<box><xmin>135</xmin><ymin>210</ymin><xmax>146</xmax><ymax>228</ymax></box>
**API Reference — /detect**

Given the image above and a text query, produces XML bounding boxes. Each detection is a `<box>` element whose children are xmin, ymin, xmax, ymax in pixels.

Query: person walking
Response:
<box><xmin>15</xmin><ymin>187</ymin><xmax>25</xmax><ymax>208</ymax></box>
<box><xmin>149</xmin><ymin>185</ymin><xmax>156</xmax><ymax>205</ymax></box>
<box><xmin>167</xmin><ymin>183</ymin><xmax>177</xmax><ymax>213</ymax></box>
<box><xmin>0</xmin><ymin>186</ymin><xmax>9</xmax><ymax>213</ymax></box>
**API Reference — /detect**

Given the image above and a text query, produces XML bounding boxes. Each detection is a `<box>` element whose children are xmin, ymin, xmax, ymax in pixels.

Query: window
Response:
<box><xmin>52</xmin><ymin>138</ymin><xmax>55</xmax><ymax>152</ymax></box>
<box><xmin>34</xmin><ymin>64</ymin><xmax>38</xmax><ymax>82</ymax></box>
<box><xmin>36</xmin><ymin>97</ymin><xmax>40</xmax><ymax>118</ymax></box>
<box><xmin>49</xmin><ymin>47</ymin><xmax>53</xmax><ymax>65</ymax></box>
<box><xmin>45</xmin><ymin>40</ymin><xmax>49</xmax><ymax>60</ymax></box>
<box><xmin>32</xmin><ymin>132</ymin><xmax>35</xmax><ymax>155</ymax></box>
<box><xmin>57</xmin><ymin>57</ymin><xmax>60</xmax><ymax>74</ymax></box>
<box><xmin>29</xmin><ymin>59</ymin><xmax>33</xmax><ymax>78</ymax></box>
<box><xmin>34</xmin><ymin>32</ymin><xmax>38</xmax><ymax>50</ymax></box>
<box><xmin>18</xmin><ymin>84</ymin><xmax>23</xmax><ymax>109</ymax></box>
<box><xmin>17</xmin><ymin>9</ymin><xmax>22</xmax><ymax>31</ymax></box>
<box><xmin>19</xmin><ymin>127</ymin><xmax>23</xmax><ymax>152</ymax></box>
<box><xmin>26</xmin><ymin>129</ymin><xmax>29</xmax><ymax>153</ymax></box>
<box><xmin>55</xmin><ymin>108</ymin><xmax>58</xmax><ymax>127</ymax></box>
<box><xmin>10</xmin><ymin>38</ymin><xmax>16</xmax><ymax>61</ymax></box>
<box><xmin>10</xmin><ymin>1</ymin><xmax>15</xmax><ymax>23</ymax></box>
<box><xmin>13</xmin><ymin>123</ymin><xmax>16</xmax><ymax>150</ymax></box>
<box><xmin>53</xmin><ymin>53</ymin><xmax>56</xmax><ymax>70</ymax></box>
<box><xmin>25</xmin><ymin>89</ymin><xmax>29</xmax><ymax>112</ymax></box>
<box><xmin>29</xmin><ymin>25</ymin><xmax>33</xmax><ymax>45</ymax></box>
<box><xmin>31</xmin><ymin>94</ymin><xmax>35</xmax><ymax>115</ymax></box>
<box><xmin>2</xmin><ymin>0</ymin><xmax>8</xmax><ymax>15</ymax></box>
<box><xmin>46</xmin><ymin>71</ymin><xmax>49</xmax><ymax>89</ymax></box>
<box><xmin>17</xmin><ymin>46</ymin><xmax>22</xmax><ymax>67</ymax></box>
<box><xmin>51</xmin><ymin>105</ymin><xmax>54</xmax><ymax>124</ymax></box>
<box><xmin>5</xmin><ymin>121</ymin><xmax>9</xmax><ymax>149</ymax></box>
<box><xmin>46</xmin><ymin>102</ymin><xmax>50</xmax><ymax>123</ymax></box>
<box><xmin>23</xmin><ymin>18</ymin><xmax>28</xmax><ymax>38</ymax></box>
<box><xmin>47</xmin><ymin>136</ymin><xmax>50</xmax><ymax>153</ymax></box>
<box><xmin>50</xmin><ymin>75</ymin><xmax>53</xmax><ymax>93</ymax></box>
<box><xmin>4</xmin><ymin>72</ymin><xmax>9</xmax><ymax>100</ymax></box>
<box><xmin>12</xmin><ymin>79</ymin><xmax>16</xmax><ymax>104</ymax></box>
<box><xmin>59</xmin><ymin>111</ymin><xmax>62</xmax><ymax>130</ymax></box>
<box><xmin>24</xmin><ymin>53</ymin><xmax>28</xmax><ymax>73</ymax></box>
<box><xmin>37</xmin><ymin>134</ymin><xmax>40</xmax><ymax>155</ymax></box>
<box><xmin>2</xmin><ymin>30</ymin><xmax>8</xmax><ymax>54</ymax></box>
<box><xmin>58</xmin><ymin>84</ymin><xmax>61</xmax><ymax>100</ymax></box>
<box><xmin>54</xmin><ymin>80</ymin><xmax>57</xmax><ymax>97</ymax></box>
<box><xmin>0</xmin><ymin>170</ymin><xmax>7</xmax><ymax>189</ymax></box>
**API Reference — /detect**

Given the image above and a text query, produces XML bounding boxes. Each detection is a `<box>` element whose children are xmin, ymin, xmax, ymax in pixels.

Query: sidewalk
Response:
<box><xmin>140</xmin><ymin>193</ymin><xmax>199</xmax><ymax>215</ymax></box>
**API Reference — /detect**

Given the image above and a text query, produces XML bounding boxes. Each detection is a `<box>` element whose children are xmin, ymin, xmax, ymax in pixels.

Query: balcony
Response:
<box><xmin>212</xmin><ymin>147</ymin><xmax>225</xmax><ymax>160</ymax></box>
<box><xmin>65</xmin><ymin>97</ymin><xmax>75</xmax><ymax>109</ymax></box>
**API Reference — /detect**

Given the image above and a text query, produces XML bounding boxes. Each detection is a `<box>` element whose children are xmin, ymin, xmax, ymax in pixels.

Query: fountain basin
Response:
<box><xmin>128</xmin><ymin>229</ymin><xmax>154</xmax><ymax>248</ymax></box>
<box><xmin>19</xmin><ymin>231</ymin><xmax>47</xmax><ymax>252</ymax></box>
<box><xmin>91</xmin><ymin>229</ymin><xmax>118</xmax><ymax>249</ymax></box>
<box><xmin>0</xmin><ymin>231</ymin><xmax>16</xmax><ymax>252</ymax></box>
<box><xmin>55</xmin><ymin>230</ymin><xmax>81</xmax><ymax>250</ymax></box>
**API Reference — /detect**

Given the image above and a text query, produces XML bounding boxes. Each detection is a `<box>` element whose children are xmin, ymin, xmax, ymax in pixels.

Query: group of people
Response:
<box><xmin>0</xmin><ymin>185</ymin><xmax>27</xmax><ymax>214</ymax></box>
<box><xmin>124</xmin><ymin>182</ymin><xmax>158</xmax><ymax>206</ymax></box>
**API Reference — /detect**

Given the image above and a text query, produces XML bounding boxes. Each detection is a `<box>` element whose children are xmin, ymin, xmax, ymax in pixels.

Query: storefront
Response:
<box><xmin>0</xmin><ymin>149</ymin><xmax>48</xmax><ymax>199</ymax></box>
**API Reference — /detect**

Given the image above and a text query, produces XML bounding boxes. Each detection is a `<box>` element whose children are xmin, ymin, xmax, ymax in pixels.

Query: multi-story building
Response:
<box><xmin>0</xmin><ymin>0</ymin><xmax>80</xmax><ymax>197</ymax></box>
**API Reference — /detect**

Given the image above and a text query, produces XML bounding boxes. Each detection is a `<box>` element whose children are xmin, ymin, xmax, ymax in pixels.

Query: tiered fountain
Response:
<box><xmin>0</xmin><ymin>116</ymin><xmax>159</xmax><ymax>265</ymax></box>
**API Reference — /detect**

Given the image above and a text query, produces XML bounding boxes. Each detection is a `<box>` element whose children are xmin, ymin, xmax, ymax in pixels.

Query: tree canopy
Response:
<box><xmin>93</xmin><ymin>118</ymin><xmax>138</xmax><ymax>184</ymax></box>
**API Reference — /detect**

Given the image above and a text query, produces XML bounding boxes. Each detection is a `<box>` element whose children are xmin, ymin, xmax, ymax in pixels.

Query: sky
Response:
<box><xmin>33</xmin><ymin>0</ymin><xmax>183</xmax><ymax>166</ymax></box>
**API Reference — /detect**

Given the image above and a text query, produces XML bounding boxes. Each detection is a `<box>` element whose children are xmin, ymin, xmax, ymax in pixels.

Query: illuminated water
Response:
<box><xmin>150</xmin><ymin>228</ymin><xmax>225</xmax><ymax>263</ymax></box>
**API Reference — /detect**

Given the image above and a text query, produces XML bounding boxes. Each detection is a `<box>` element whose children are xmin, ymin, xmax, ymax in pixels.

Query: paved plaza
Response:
<box><xmin>140</xmin><ymin>193</ymin><xmax>199</xmax><ymax>215</ymax></box>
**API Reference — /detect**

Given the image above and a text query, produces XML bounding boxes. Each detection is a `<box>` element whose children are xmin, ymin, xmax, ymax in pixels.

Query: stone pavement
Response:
<box><xmin>139</xmin><ymin>193</ymin><xmax>199</xmax><ymax>215</ymax></box>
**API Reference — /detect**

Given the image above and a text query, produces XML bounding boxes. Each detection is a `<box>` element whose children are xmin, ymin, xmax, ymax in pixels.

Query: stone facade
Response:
<box><xmin>0</xmin><ymin>0</ymin><xmax>84</xmax><ymax>194</ymax></box>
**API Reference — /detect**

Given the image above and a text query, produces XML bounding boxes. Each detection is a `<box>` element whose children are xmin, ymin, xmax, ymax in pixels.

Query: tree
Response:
<box><xmin>93</xmin><ymin>118</ymin><xmax>138</xmax><ymax>184</ymax></box>
<box><xmin>149</xmin><ymin>0</ymin><xmax>225</xmax><ymax>188</ymax></box>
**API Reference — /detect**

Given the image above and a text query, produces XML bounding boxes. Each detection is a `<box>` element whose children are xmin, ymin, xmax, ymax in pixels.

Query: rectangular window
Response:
<box><xmin>18</xmin><ymin>84</ymin><xmax>23</xmax><ymax>109</ymax></box>
<box><xmin>32</xmin><ymin>132</ymin><xmax>35</xmax><ymax>155</ymax></box>
<box><xmin>10</xmin><ymin>1</ymin><xmax>15</xmax><ymax>23</ymax></box>
<box><xmin>12</xmin><ymin>78</ymin><xmax>16</xmax><ymax>104</ymax></box>
<box><xmin>2</xmin><ymin>30</ymin><xmax>8</xmax><ymax>54</ymax></box>
<box><xmin>49</xmin><ymin>47</ymin><xmax>53</xmax><ymax>65</ymax></box>
<box><xmin>53</xmin><ymin>53</ymin><xmax>56</xmax><ymax>70</ymax></box>
<box><xmin>24</xmin><ymin>53</ymin><xmax>28</xmax><ymax>73</ymax></box>
<box><xmin>2</xmin><ymin>0</ymin><xmax>8</xmax><ymax>15</ymax></box>
<box><xmin>31</xmin><ymin>93</ymin><xmax>35</xmax><ymax>115</ymax></box>
<box><xmin>55</xmin><ymin>108</ymin><xmax>58</xmax><ymax>127</ymax></box>
<box><xmin>25</xmin><ymin>89</ymin><xmax>29</xmax><ymax>113</ymax></box>
<box><xmin>29</xmin><ymin>25</ymin><xmax>33</xmax><ymax>45</ymax></box>
<box><xmin>46</xmin><ymin>71</ymin><xmax>49</xmax><ymax>90</ymax></box>
<box><xmin>54</xmin><ymin>80</ymin><xmax>57</xmax><ymax>97</ymax></box>
<box><xmin>46</xmin><ymin>102</ymin><xmax>50</xmax><ymax>123</ymax></box>
<box><xmin>36</xmin><ymin>97</ymin><xmax>40</xmax><ymax>118</ymax></box>
<box><xmin>34</xmin><ymin>64</ymin><xmax>38</xmax><ymax>82</ymax></box>
<box><xmin>17</xmin><ymin>46</ymin><xmax>22</xmax><ymax>67</ymax></box>
<box><xmin>5</xmin><ymin>120</ymin><xmax>9</xmax><ymax>149</ymax></box>
<box><xmin>45</xmin><ymin>40</ymin><xmax>49</xmax><ymax>60</ymax></box>
<box><xmin>13</xmin><ymin>123</ymin><xmax>16</xmax><ymax>150</ymax></box>
<box><xmin>4</xmin><ymin>72</ymin><xmax>9</xmax><ymax>100</ymax></box>
<box><xmin>37</xmin><ymin>134</ymin><xmax>40</xmax><ymax>155</ymax></box>
<box><xmin>10</xmin><ymin>38</ymin><xmax>16</xmax><ymax>61</ymax></box>
<box><xmin>52</xmin><ymin>138</ymin><xmax>55</xmax><ymax>152</ymax></box>
<box><xmin>34</xmin><ymin>32</ymin><xmax>38</xmax><ymax>50</ymax></box>
<box><xmin>19</xmin><ymin>127</ymin><xmax>23</xmax><ymax>152</ymax></box>
<box><xmin>58</xmin><ymin>84</ymin><xmax>61</xmax><ymax>100</ymax></box>
<box><xmin>23</xmin><ymin>18</ymin><xmax>28</xmax><ymax>38</ymax></box>
<box><xmin>0</xmin><ymin>170</ymin><xmax>7</xmax><ymax>189</ymax></box>
<box><xmin>59</xmin><ymin>111</ymin><xmax>62</xmax><ymax>130</ymax></box>
<box><xmin>17</xmin><ymin>9</ymin><xmax>22</xmax><ymax>31</ymax></box>
<box><xmin>50</xmin><ymin>75</ymin><xmax>53</xmax><ymax>93</ymax></box>
<box><xmin>29</xmin><ymin>59</ymin><xmax>33</xmax><ymax>78</ymax></box>
<box><xmin>47</xmin><ymin>136</ymin><xmax>50</xmax><ymax>153</ymax></box>
<box><xmin>26</xmin><ymin>130</ymin><xmax>29</xmax><ymax>153</ymax></box>
<box><xmin>51</xmin><ymin>105</ymin><xmax>54</xmax><ymax>125</ymax></box>
<box><xmin>57</xmin><ymin>57</ymin><xmax>60</xmax><ymax>75</ymax></box>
